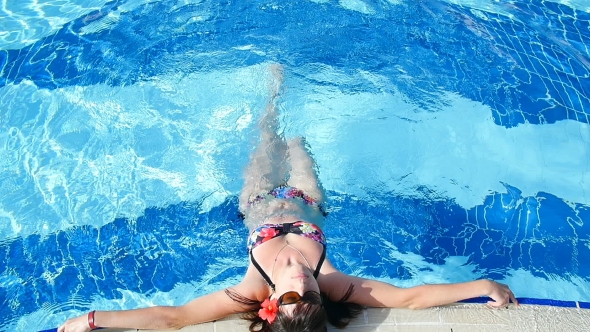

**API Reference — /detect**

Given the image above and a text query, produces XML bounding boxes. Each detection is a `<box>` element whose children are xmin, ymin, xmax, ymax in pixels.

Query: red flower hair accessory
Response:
<box><xmin>258</xmin><ymin>298</ymin><xmax>279</xmax><ymax>324</ymax></box>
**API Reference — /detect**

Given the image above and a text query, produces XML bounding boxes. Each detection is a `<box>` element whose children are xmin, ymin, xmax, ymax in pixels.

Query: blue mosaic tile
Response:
<box><xmin>521</xmin><ymin>298</ymin><xmax>578</xmax><ymax>308</ymax></box>
<box><xmin>0</xmin><ymin>0</ymin><xmax>588</xmax><ymax>128</ymax></box>
<box><xmin>460</xmin><ymin>297</ymin><xmax>580</xmax><ymax>308</ymax></box>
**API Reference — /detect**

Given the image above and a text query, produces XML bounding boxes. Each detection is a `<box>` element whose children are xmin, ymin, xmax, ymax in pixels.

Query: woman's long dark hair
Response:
<box><xmin>225</xmin><ymin>284</ymin><xmax>364</xmax><ymax>332</ymax></box>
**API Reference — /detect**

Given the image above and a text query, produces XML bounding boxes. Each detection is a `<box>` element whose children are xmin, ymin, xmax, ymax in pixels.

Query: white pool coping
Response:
<box><xmin>99</xmin><ymin>303</ymin><xmax>590</xmax><ymax>332</ymax></box>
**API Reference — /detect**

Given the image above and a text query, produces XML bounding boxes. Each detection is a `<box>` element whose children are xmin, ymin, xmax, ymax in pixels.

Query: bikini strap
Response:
<box><xmin>250</xmin><ymin>251</ymin><xmax>276</xmax><ymax>292</ymax></box>
<box><xmin>313</xmin><ymin>245</ymin><xmax>326</xmax><ymax>279</ymax></box>
<box><xmin>282</xmin><ymin>222</ymin><xmax>292</xmax><ymax>233</ymax></box>
<box><xmin>281</xmin><ymin>222</ymin><xmax>325</xmax><ymax>279</ymax></box>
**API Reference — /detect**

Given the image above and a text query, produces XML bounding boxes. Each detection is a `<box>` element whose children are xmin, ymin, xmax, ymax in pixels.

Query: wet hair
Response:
<box><xmin>225</xmin><ymin>284</ymin><xmax>364</xmax><ymax>332</ymax></box>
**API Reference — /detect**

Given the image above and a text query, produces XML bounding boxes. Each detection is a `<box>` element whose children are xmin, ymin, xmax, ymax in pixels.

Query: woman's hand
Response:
<box><xmin>57</xmin><ymin>314</ymin><xmax>91</xmax><ymax>332</ymax></box>
<box><xmin>485</xmin><ymin>280</ymin><xmax>518</xmax><ymax>308</ymax></box>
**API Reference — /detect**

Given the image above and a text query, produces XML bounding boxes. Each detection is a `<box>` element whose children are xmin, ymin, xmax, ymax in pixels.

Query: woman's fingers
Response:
<box><xmin>57</xmin><ymin>315</ymin><xmax>91</xmax><ymax>332</ymax></box>
<box><xmin>487</xmin><ymin>282</ymin><xmax>518</xmax><ymax>308</ymax></box>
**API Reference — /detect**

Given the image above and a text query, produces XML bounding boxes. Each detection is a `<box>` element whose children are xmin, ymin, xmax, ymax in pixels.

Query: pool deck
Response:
<box><xmin>100</xmin><ymin>302</ymin><xmax>590</xmax><ymax>332</ymax></box>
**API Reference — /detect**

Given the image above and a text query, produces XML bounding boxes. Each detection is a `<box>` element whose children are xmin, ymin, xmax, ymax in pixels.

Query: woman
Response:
<box><xmin>58</xmin><ymin>65</ymin><xmax>517</xmax><ymax>332</ymax></box>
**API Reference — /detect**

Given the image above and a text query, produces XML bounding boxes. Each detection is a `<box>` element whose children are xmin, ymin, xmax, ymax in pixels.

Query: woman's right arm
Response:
<box><xmin>58</xmin><ymin>286</ymin><xmax>257</xmax><ymax>332</ymax></box>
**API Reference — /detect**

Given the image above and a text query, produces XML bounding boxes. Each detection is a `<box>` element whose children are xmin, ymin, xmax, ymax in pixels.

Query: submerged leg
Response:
<box><xmin>239</xmin><ymin>65</ymin><xmax>289</xmax><ymax>212</ymax></box>
<box><xmin>286</xmin><ymin>137</ymin><xmax>326</xmax><ymax>205</ymax></box>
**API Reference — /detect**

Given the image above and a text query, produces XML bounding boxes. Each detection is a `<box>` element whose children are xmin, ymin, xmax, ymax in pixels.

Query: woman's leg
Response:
<box><xmin>239</xmin><ymin>65</ymin><xmax>288</xmax><ymax>212</ymax></box>
<box><xmin>286</xmin><ymin>137</ymin><xmax>326</xmax><ymax>205</ymax></box>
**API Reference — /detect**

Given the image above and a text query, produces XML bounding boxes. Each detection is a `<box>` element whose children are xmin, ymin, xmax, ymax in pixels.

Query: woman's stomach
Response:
<box><xmin>243</xmin><ymin>197</ymin><xmax>325</xmax><ymax>230</ymax></box>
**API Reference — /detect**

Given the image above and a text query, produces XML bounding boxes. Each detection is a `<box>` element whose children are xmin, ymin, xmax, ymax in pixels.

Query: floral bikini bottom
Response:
<box><xmin>247</xmin><ymin>185</ymin><xmax>327</xmax><ymax>217</ymax></box>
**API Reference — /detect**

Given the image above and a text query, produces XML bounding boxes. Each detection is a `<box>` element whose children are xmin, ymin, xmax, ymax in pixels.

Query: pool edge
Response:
<box><xmin>85</xmin><ymin>302</ymin><xmax>590</xmax><ymax>332</ymax></box>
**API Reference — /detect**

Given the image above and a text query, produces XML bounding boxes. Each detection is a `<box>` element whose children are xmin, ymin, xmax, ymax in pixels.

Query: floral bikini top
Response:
<box><xmin>247</xmin><ymin>221</ymin><xmax>327</xmax><ymax>251</ymax></box>
<box><xmin>247</xmin><ymin>222</ymin><xmax>327</xmax><ymax>292</ymax></box>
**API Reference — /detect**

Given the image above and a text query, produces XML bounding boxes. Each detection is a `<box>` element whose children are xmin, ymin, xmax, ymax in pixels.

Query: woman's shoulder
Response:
<box><xmin>235</xmin><ymin>263</ymin><xmax>273</xmax><ymax>300</ymax></box>
<box><xmin>317</xmin><ymin>259</ymin><xmax>359</xmax><ymax>300</ymax></box>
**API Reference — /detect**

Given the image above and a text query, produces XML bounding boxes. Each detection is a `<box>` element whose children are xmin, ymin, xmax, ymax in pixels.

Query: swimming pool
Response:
<box><xmin>1</xmin><ymin>0</ymin><xmax>589</xmax><ymax>330</ymax></box>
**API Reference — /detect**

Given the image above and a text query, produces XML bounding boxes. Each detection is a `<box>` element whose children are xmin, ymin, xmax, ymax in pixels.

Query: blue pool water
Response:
<box><xmin>1</xmin><ymin>0</ymin><xmax>589</xmax><ymax>330</ymax></box>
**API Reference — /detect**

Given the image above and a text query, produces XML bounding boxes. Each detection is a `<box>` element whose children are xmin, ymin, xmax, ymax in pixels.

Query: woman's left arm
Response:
<box><xmin>322</xmin><ymin>272</ymin><xmax>518</xmax><ymax>309</ymax></box>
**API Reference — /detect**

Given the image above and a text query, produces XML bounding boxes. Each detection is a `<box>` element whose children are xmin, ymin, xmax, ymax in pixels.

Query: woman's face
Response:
<box><xmin>270</xmin><ymin>262</ymin><xmax>320</xmax><ymax>315</ymax></box>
